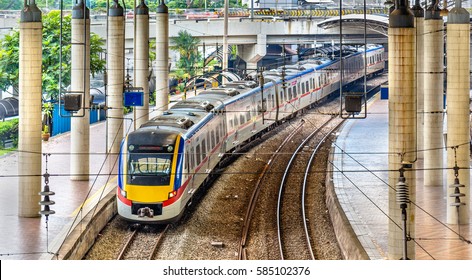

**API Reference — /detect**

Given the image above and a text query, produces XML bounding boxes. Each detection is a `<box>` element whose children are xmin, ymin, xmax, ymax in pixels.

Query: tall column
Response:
<box><xmin>70</xmin><ymin>0</ymin><xmax>91</xmax><ymax>181</ymax></box>
<box><xmin>107</xmin><ymin>1</ymin><xmax>125</xmax><ymax>155</ymax></box>
<box><xmin>155</xmin><ymin>0</ymin><xmax>169</xmax><ymax>113</ymax></box>
<box><xmin>412</xmin><ymin>1</ymin><xmax>424</xmax><ymax>157</ymax></box>
<box><xmin>388</xmin><ymin>1</ymin><xmax>416</xmax><ymax>260</ymax></box>
<box><xmin>18</xmin><ymin>1</ymin><xmax>42</xmax><ymax>217</ymax></box>
<box><xmin>446</xmin><ymin>1</ymin><xmax>470</xmax><ymax>224</ymax></box>
<box><xmin>223</xmin><ymin>0</ymin><xmax>229</xmax><ymax>75</ymax></box>
<box><xmin>134</xmin><ymin>1</ymin><xmax>149</xmax><ymax>129</ymax></box>
<box><xmin>423</xmin><ymin>1</ymin><xmax>444</xmax><ymax>187</ymax></box>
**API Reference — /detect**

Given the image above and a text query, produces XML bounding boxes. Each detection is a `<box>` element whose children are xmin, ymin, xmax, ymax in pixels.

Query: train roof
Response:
<box><xmin>132</xmin><ymin>44</ymin><xmax>383</xmax><ymax>139</ymax></box>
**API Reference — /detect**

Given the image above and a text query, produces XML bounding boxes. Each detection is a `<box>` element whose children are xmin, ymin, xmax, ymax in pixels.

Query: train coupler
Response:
<box><xmin>137</xmin><ymin>207</ymin><xmax>154</xmax><ymax>218</ymax></box>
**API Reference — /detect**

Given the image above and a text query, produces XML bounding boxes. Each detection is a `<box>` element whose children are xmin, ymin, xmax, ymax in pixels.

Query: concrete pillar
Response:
<box><xmin>412</xmin><ymin>1</ymin><xmax>424</xmax><ymax>157</ymax></box>
<box><xmin>388</xmin><ymin>1</ymin><xmax>416</xmax><ymax>259</ymax></box>
<box><xmin>237</xmin><ymin>34</ymin><xmax>267</xmax><ymax>74</ymax></box>
<box><xmin>134</xmin><ymin>1</ymin><xmax>149</xmax><ymax>129</ymax></box>
<box><xmin>423</xmin><ymin>3</ymin><xmax>444</xmax><ymax>187</ymax></box>
<box><xmin>107</xmin><ymin>1</ymin><xmax>125</xmax><ymax>155</ymax></box>
<box><xmin>70</xmin><ymin>1</ymin><xmax>91</xmax><ymax>181</ymax></box>
<box><xmin>446</xmin><ymin>2</ymin><xmax>470</xmax><ymax>224</ymax></box>
<box><xmin>155</xmin><ymin>1</ymin><xmax>169</xmax><ymax>113</ymax></box>
<box><xmin>18</xmin><ymin>2</ymin><xmax>42</xmax><ymax>217</ymax></box>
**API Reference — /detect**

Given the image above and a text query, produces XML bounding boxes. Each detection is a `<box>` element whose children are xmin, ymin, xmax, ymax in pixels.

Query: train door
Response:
<box><xmin>265</xmin><ymin>78</ymin><xmax>279</xmax><ymax>122</ymax></box>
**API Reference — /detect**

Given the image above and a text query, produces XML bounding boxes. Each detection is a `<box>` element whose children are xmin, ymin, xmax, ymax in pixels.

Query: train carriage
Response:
<box><xmin>117</xmin><ymin>44</ymin><xmax>385</xmax><ymax>223</ymax></box>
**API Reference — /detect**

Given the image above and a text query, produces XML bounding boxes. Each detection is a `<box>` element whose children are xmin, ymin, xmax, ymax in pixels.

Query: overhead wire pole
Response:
<box><xmin>223</xmin><ymin>0</ymin><xmax>229</xmax><ymax>84</ymax></box>
<box><xmin>339</xmin><ymin>0</ymin><xmax>368</xmax><ymax>119</ymax></box>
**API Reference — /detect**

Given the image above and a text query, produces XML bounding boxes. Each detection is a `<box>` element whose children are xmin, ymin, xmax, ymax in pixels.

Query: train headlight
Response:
<box><xmin>129</xmin><ymin>145</ymin><xmax>135</xmax><ymax>151</ymax></box>
<box><xmin>120</xmin><ymin>189</ymin><xmax>127</xmax><ymax>198</ymax></box>
<box><xmin>168</xmin><ymin>190</ymin><xmax>177</xmax><ymax>199</ymax></box>
<box><xmin>167</xmin><ymin>145</ymin><xmax>174</xmax><ymax>152</ymax></box>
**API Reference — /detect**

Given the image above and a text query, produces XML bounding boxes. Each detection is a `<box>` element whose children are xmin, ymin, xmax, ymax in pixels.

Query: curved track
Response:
<box><xmin>238</xmin><ymin>120</ymin><xmax>306</xmax><ymax>260</ymax></box>
<box><xmin>277</xmin><ymin>116</ymin><xmax>343</xmax><ymax>260</ymax></box>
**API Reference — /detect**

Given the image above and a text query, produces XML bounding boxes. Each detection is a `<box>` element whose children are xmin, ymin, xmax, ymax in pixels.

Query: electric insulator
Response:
<box><xmin>39</xmin><ymin>171</ymin><xmax>55</xmax><ymax>217</ymax></box>
<box><xmin>396</xmin><ymin>179</ymin><xmax>409</xmax><ymax>205</ymax></box>
<box><xmin>449</xmin><ymin>177</ymin><xmax>466</xmax><ymax>207</ymax></box>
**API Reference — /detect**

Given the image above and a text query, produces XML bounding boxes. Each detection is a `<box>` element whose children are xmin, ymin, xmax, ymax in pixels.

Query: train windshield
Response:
<box><xmin>127</xmin><ymin>152</ymin><xmax>173</xmax><ymax>186</ymax></box>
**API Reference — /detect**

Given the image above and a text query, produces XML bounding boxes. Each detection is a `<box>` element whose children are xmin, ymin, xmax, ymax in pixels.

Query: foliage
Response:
<box><xmin>42</xmin><ymin>101</ymin><xmax>54</xmax><ymax>133</ymax></box>
<box><xmin>0</xmin><ymin>0</ymin><xmax>22</xmax><ymax>10</ymax></box>
<box><xmin>0</xmin><ymin>119</ymin><xmax>19</xmax><ymax>149</ymax></box>
<box><xmin>0</xmin><ymin>31</ymin><xmax>19</xmax><ymax>94</ymax></box>
<box><xmin>0</xmin><ymin>0</ymin><xmax>246</xmax><ymax>11</ymax></box>
<box><xmin>170</xmin><ymin>30</ymin><xmax>201</xmax><ymax>77</ymax></box>
<box><xmin>42</xmin><ymin>102</ymin><xmax>54</xmax><ymax>118</ymax></box>
<box><xmin>91</xmin><ymin>0</ymin><xmax>160</xmax><ymax>12</ymax></box>
<box><xmin>0</xmin><ymin>10</ymin><xmax>106</xmax><ymax>100</ymax></box>
<box><xmin>149</xmin><ymin>38</ymin><xmax>156</xmax><ymax>65</ymax></box>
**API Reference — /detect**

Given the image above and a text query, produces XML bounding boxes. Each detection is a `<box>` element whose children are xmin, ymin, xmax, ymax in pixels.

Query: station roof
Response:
<box><xmin>317</xmin><ymin>14</ymin><xmax>389</xmax><ymax>37</ymax></box>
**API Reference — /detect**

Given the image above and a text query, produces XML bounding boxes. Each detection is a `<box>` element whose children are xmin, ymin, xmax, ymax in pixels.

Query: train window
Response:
<box><xmin>211</xmin><ymin>131</ymin><xmax>215</xmax><ymax>149</ymax></box>
<box><xmin>202</xmin><ymin>139</ymin><xmax>207</xmax><ymax>160</ymax></box>
<box><xmin>305</xmin><ymin>81</ymin><xmax>309</xmax><ymax>92</ymax></box>
<box><xmin>294</xmin><ymin>86</ymin><xmax>297</xmax><ymax>97</ymax></box>
<box><xmin>215</xmin><ymin>125</ymin><xmax>220</xmax><ymax>144</ymax></box>
<box><xmin>233</xmin><ymin>115</ymin><xmax>238</xmax><ymax>126</ymax></box>
<box><xmin>240</xmin><ymin>113</ymin><xmax>245</xmax><ymax>125</ymax></box>
<box><xmin>288</xmin><ymin>88</ymin><xmax>292</xmax><ymax>100</ymax></box>
<box><xmin>246</xmin><ymin>105</ymin><xmax>251</xmax><ymax>120</ymax></box>
<box><xmin>230</xmin><ymin>119</ymin><xmax>234</xmax><ymax>128</ymax></box>
<box><xmin>196</xmin><ymin>144</ymin><xmax>201</xmax><ymax>164</ymax></box>
<box><xmin>301</xmin><ymin>82</ymin><xmax>305</xmax><ymax>94</ymax></box>
<box><xmin>318</xmin><ymin>76</ymin><xmax>321</xmax><ymax>87</ymax></box>
<box><xmin>190</xmin><ymin>147</ymin><xmax>195</xmax><ymax>170</ymax></box>
<box><xmin>127</xmin><ymin>153</ymin><xmax>173</xmax><ymax>186</ymax></box>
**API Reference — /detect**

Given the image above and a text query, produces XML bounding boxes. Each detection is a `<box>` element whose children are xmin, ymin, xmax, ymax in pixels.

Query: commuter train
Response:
<box><xmin>117</xmin><ymin>44</ymin><xmax>385</xmax><ymax>223</ymax></box>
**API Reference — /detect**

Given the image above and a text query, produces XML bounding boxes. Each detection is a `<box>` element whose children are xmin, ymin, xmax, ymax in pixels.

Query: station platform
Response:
<box><xmin>332</xmin><ymin>96</ymin><xmax>472</xmax><ymax>260</ymax></box>
<box><xmin>1</xmin><ymin>93</ymin><xmax>472</xmax><ymax>260</ymax></box>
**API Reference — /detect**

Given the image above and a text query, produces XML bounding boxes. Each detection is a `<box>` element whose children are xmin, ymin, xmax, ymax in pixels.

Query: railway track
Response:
<box><xmin>277</xmin><ymin>116</ymin><xmax>343</xmax><ymax>260</ymax></box>
<box><xmin>238</xmin><ymin>120</ymin><xmax>306</xmax><ymax>260</ymax></box>
<box><xmin>116</xmin><ymin>224</ymin><xmax>169</xmax><ymax>260</ymax></box>
<box><xmin>238</xmin><ymin>106</ymin><xmax>345</xmax><ymax>260</ymax></box>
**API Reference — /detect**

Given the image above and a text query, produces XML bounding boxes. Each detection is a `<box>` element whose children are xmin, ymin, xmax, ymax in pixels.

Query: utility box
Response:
<box><xmin>124</xmin><ymin>91</ymin><xmax>144</xmax><ymax>107</ymax></box>
<box><xmin>345</xmin><ymin>94</ymin><xmax>363</xmax><ymax>113</ymax></box>
<box><xmin>64</xmin><ymin>94</ymin><xmax>82</xmax><ymax>112</ymax></box>
<box><xmin>380</xmin><ymin>85</ymin><xmax>388</xmax><ymax>100</ymax></box>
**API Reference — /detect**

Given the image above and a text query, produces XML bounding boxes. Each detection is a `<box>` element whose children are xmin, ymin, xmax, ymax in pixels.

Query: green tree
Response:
<box><xmin>0</xmin><ymin>31</ymin><xmax>20</xmax><ymax>95</ymax></box>
<box><xmin>0</xmin><ymin>0</ymin><xmax>22</xmax><ymax>10</ymax></box>
<box><xmin>0</xmin><ymin>10</ymin><xmax>106</xmax><ymax>100</ymax></box>
<box><xmin>170</xmin><ymin>30</ymin><xmax>201</xmax><ymax>77</ymax></box>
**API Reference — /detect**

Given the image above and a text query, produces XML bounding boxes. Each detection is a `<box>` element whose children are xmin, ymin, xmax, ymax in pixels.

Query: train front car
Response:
<box><xmin>117</xmin><ymin>128</ymin><xmax>185</xmax><ymax>223</ymax></box>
